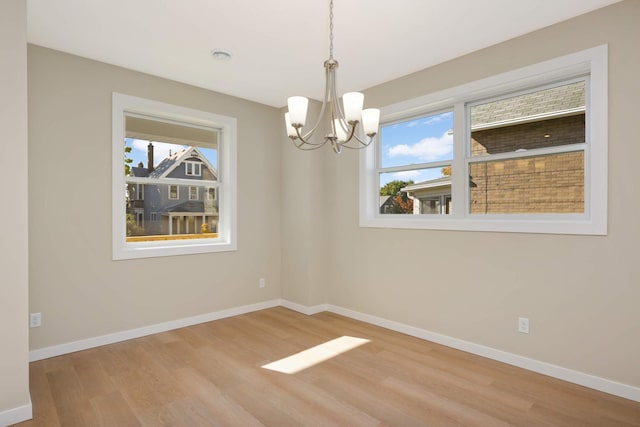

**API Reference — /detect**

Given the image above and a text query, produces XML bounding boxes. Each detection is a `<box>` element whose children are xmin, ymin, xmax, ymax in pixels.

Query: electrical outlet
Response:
<box><xmin>259</xmin><ymin>278</ymin><xmax>266</xmax><ymax>288</ymax></box>
<box><xmin>518</xmin><ymin>317</ymin><xmax>529</xmax><ymax>334</ymax></box>
<box><xmin>30</xmin><ymin>312</ymin><xmax>42</xmax><ymax>328</ymax></box>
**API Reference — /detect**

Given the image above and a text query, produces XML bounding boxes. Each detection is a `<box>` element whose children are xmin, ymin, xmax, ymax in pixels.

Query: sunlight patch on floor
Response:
<box><xmin>262</xmin><ymin>336</ymin><xmax>370</xmax><ymax>374</ymax></box>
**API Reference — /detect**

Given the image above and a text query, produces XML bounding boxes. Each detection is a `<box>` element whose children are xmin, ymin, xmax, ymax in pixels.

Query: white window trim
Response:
<box><xmin>185</xmin><ymin>161</ymin><xmax>202</xmax><ymax>176</ymax></box>
<box><xmin>207</xmin><ymin>187</ymin><xmax>217</xmax><ymax>201</ymax></box>
<box><xmin>113</xmin><ymin>93</ymin><xmax>237</xmax><ymax>260</ymax></box>
<box><xmin>168</xmin><ymin>185</ymin><xmax>179</xmax><ymax>200</ymax></box>
<box><xmin>189</xmin><ymin>186</ymin><xmax>198</xmax><ymax>200</ymax></box>
<box><xmin>360</xmin><ymin>45</ymin><xmax>607</xmax><ymax>235</ymax></box>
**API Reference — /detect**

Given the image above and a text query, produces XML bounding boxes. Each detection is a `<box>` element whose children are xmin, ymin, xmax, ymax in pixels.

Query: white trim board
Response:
<box><xmin>323</xmin><ymin>304</ymin><xmax>640</xmax><ymax>403</ymax></box>
<box><xmin>0</xmin><ymin>399</ymin><xmax>32</xmax><ymax>427</ymax></box>
<box><xmin>279</xmin><ymin>299</ymin><xmax>327</xmax><ymax>316</ymax></box>
<box><xmin>29</xmin><ymin>299</ymin><xmax>280</xmax><ymax>362</ymax></box>
<box><xmin>28</xmin><ymin>298</ymin><xmax>640</xmax><ymax>403</ymax></box>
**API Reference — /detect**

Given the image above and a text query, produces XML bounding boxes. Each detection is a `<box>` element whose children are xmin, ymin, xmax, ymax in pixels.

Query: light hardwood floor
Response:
<box><xmin>15</xmin><ymin>307</ymin><xmax>640</xmax><ymax>426</ymax></box>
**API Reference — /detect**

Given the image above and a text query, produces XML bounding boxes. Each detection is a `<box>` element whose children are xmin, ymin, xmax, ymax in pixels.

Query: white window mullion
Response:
<box><xmin>451</xmin><ymin>102</ymin><xmax>466</xmax><ymax>218</ymax></box>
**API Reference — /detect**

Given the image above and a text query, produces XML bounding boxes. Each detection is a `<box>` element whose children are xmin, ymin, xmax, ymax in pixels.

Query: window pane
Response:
<box><xmin>122</xmin><ymin>116</ymin><xmax>220</xmax><ymax>243</ymax></box>
<box><xmin>125</xmin><ymin>183</ymin><xmax>218</xmax><ymax>241</ymax></box>
<box><xmin>381</xmin><ymin>111</ymin><xmax>453</xmax><ymax>168</ymax></box>
<box><xmin>125</xmin><ymin>139</ymin><xmax>218</xmax><ymax>181</ymax></box>
<box><xmin>379</xmin><ymin>167</ymin><xmax>451</xmax><ymax>215</ymax></box>
<box><xmin>470</xmin><ymin>81</ymin><xmax>586</xmax><ymax>157</ymax></box>
<box><xmin>469</xmin><ymin>152</ymin><xmax>584</xmax><ymax>214</ymax></box>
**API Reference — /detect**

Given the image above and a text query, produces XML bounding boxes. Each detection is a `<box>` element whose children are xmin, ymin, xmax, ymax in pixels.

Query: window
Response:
<box><xmin>185</xmin><ymin>161</ymin><xmax>201</xmax><ymax>176</ymax></box>
<box><xmin>360</xmin><ymin>45</ymin><xmax>607</xmax><ymax>235</ymax></box>
<box><xmin>168</xmin><ymin>185</ymin><xmax>179</xmax><ymax>200</ymax></box>
<box><xmin>207</xmin><ymin>187</ymin><xmax>217</xmax><ymax>201</ymax></box>
<box><xmin>189</xmin><ymin>186</ymin><xmax>198</xmax><ymax>200</ymax></box>
<box><xmin>112</xmin><ymin>93</ymin><xmax>237</xmax><ymax>260</ymax></box>
<box><xmin>468</xmin><ymin>80</ymin><xmax>586</xmax><ymax>215</ymax></box>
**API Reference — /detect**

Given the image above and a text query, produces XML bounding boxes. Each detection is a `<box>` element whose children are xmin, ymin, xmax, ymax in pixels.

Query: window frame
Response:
<box><xmin>136</xmin><ymin>183</ymin><xmax>144</xmax><ymax>200</ymax></box>
<box><xmin>189</xmin><ymin>185</ymin><xmax>198</xmax><ymax>200</ymax></box>
<box><xmin>112</xmin><ymin>93</ymin><xmax>237</xmax><ymax>260</ymax></box>
<box><xmin>359</xmin><ymin>45</ymin><xmax>607</xmax><ymax>235</ymax></box>
<box><xmin>185</xmin><ymin>161</ymin><xmax>202</xmax><ymax>176</ymax></box>
<box><xmin>168</xmin><ymin>184</ymin><xmax>179</xmax><ymax>200</ymax></box>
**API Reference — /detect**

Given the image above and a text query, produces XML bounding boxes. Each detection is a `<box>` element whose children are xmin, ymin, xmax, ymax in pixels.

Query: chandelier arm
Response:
<box><xmin>339</xmin><ymin>137</ymin><xmax>374</xmax><ymax>149</ymax></box>
<box><xmin>294</xmin><ymin>139</ymin><xmax>328</xmax><ymax>150</ymax></box>
<box><xmin>293</xmin><ymin>126</ymin><xmax>328</xmax><ymax>146</ymax></box>
<box><xmin>340</xmin><ymin>131</ymin><xmax>374</xmax><ymax>149</ymax></box>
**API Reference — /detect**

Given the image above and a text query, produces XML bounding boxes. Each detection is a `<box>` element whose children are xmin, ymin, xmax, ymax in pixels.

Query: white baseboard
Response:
<box><xmin>279</xmin><ymin>299</ymin><xmax>327</xmax><ymax>315</ymax></box>
<box><xmin>325</xmin><ymin>303</ymin><xmax>640</xmax><ymax>403</ymax></box>
<box><xmin>29</xmin><ymin>299</ymin><xmax>281</xmax><ymax>362</ymax></box>
<box><xmin>0</xmin><ymin>399</ymin><xmax>32</xmax><ymax>427</ymax></box>
<box><xmin>27</xmin><ymin>298</ymin><xmax>640</xmax><ymax>403</ymax></box>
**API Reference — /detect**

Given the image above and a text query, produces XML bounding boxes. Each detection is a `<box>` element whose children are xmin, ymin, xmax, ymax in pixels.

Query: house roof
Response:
<box><xmin>132</xmin><ymin>146</ymin><xmax>217</xmax><ymax>180</ymax></box>
<box><xmin>163</xmin><ymin>201</ymin><xmax>206</xmax><ymax>213</ymax></box>
<box><xmin>471</xmin><ymin>80</ymin><xmax>586</xmax><ymax>129</ymax></box>
<box><xmin>402</xmin><ymin>177</ymin><xmax>452</xmax><ymax>192</ymax></box>
<box><xmin>131</xmin><ymin>166</ymin><xmax>149</xmax><ymax>178</ymax></box>
<box><xmin>380</xmin><ymin>196</ymin><xmax>394</xmax><ymax>208</ymax></box>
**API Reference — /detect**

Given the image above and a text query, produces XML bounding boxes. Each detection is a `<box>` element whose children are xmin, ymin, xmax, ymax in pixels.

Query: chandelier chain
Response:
<box><xmin>329</xmin><ymin>0</ymin><xmax>334</xmax><ymax>59</ymax></box>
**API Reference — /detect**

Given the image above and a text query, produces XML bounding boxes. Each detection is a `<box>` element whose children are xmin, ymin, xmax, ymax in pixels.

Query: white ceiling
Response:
<box><xmin>27</xmin><ymin>0</ymin><xmax>620</xmax><ymax>108</ymax></box>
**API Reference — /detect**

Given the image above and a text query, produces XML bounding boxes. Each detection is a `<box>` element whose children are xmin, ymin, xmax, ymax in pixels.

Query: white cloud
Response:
<box><xmin>402</xmin><ymin>112</ymin><xmax>453</xmax><ymax>128</ymax></box>
<box><xmin>422</xmin><ymin>111</ymin><xmax>453</xmax><ymax>126</ymax></box>
<box><xmin>131</xmin><ymin>139</ymin><xmax>186</xmax><ymax>166</ymax></box>
<box><xmin>393</xmin><ymin>170</ymin><xmax>421</xmax><ymax>180</ymax></box>
<box><xmin>387</xmin><ymin>130</ymin><xmax>453</xmax><ymax>162</ymax></box>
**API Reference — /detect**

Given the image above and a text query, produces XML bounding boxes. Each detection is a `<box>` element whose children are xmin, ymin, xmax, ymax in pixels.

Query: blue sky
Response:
<box><xmin>379</xmin><ymin>111</ymin><xmax>453</xmax><ymax>187</ymax></box>
<box><xmin>125</xmin><ymin>138</ymin><xmax>218</xmax><ymax>172</ymax></box>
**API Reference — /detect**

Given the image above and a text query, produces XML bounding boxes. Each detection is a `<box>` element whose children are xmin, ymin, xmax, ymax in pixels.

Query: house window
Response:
<box><xmin>189</xmin><ymin>186</ymin><xmax>198</xmax><ymax>200</ymax></box>
<box><xmin>207</xmin><ymin>187</ymin><xmax>216</xmax><ymax>201</ymax></box>
<box><xmin>113</xmin><ymin>93</ymin><xmax>237</xmax><ymax>260</ymax></box>
<box><xmin>360</xmin><ymin>45</ymin><xmax>607</xmax><ymax>235</ymax></box>
<box><xmin>419</xmin><ymin>195</ymin><xmax>451</xmax><ymax>215</ymax></box>
<box><xmin>134</xmin><ymin>210</ymin><xmax>144</xmax><ymax>227</ymax></box>
<box><xmin>185</xmin><ymin>161</ymin><xmax>201</xmax><ymax>176</ymax></box>
<box><xmin>168</xmin><ymin>185</ymin><xmax>179</xmax><ymax>200</ymax></box>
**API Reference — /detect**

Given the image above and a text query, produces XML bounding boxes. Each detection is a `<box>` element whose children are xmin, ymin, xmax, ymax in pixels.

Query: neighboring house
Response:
<box><xmin>402</xmin><ymin>81</ymin><xmax>585</xmax><ymax>215</ymax></box>
<box><xmin>401</xmin><ymin>177</ymin><xmax>452</xmax><ymax>215</ymax></box>
<box><xmin>128</xmin><ymin>144</ymin><xmax>218</xmax><ymax>236</ymax></box>
<box><xmin>379</xmin><ymin>196</ymin><xmax>395</xmax><ymax>214</ymax></box>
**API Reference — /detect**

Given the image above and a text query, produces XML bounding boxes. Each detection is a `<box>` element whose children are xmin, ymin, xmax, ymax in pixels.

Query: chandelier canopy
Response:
<box><xmin>284</xmin><ymin>0</ymin><xmax>380</xmax><ymax>154</ymax></box>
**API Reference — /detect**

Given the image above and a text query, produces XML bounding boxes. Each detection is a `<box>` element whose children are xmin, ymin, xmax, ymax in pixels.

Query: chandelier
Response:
<box><xmin>284</xmin><ymin>0</ymin><xmax>380</xmax><ymax>154</ymax></box>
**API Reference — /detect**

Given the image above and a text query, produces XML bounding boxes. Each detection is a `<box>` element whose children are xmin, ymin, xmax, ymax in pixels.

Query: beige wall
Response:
<box><xmin>28</xmin><ymin>46</ymin><xmax>282</xmax><ymax>349</ymax></box>
<box><xmin>280</xmin><ymin>100</ymin><xmax>331</xmax><ymax>307</ymax></box>
<box><xmin>326</xmin><ymin>0</ymin><xmax>640</xmax><ymax>387</ymax></box>
<box><xmin>0</xmin><ymin>0</ymin><xmax>31</xmax><ymax>418</ymax></box>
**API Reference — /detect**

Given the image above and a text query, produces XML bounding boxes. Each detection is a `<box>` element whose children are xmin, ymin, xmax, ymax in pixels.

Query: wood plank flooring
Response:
<box><xmin>15</xmin><ymin>307</ymin><xmax>640</xmax><ymax>426</ymax></box>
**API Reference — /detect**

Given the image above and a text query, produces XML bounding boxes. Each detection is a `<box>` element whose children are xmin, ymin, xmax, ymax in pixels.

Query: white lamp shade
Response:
<box><xmin>284</xmin><ymin>113</ymin><xmax>297</xmax><ymax>138</ymax></box>
<box><xmin>362</xmin><ymin>108</ymin><xmax>380</xmax><ymax>136</ymax></box>
<box><xmin>287</xmin><ymin>96</ymin><xmax>308</xmax><ymax>127</ymax></box>
<box><xmin>343</xmin><ymin>92</ymin><xmax>364</xmax><ymax>123</ymax></box>
<box><xmin>334</xmin><ymin>119</ymin><xmax>348</xmax><ymax>142</ymax></box>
